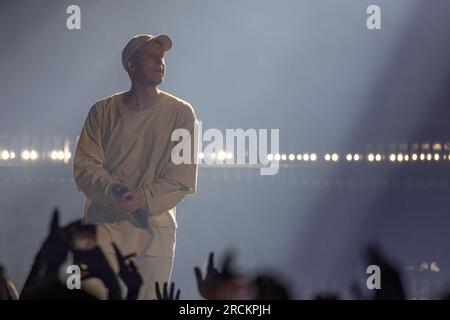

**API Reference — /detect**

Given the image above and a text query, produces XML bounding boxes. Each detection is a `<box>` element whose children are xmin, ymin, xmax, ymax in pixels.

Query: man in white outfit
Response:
<box><xmin>73</xmin><ymin>34</ymin><xmax>198</xmax><ymax>299</ymax></box>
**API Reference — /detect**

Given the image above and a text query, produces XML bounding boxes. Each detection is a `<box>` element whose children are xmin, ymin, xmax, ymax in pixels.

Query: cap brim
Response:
<box><xmin>146</xmin><ymin>34</ymin><xmax>172</xmax><ymax>52</ymax></box>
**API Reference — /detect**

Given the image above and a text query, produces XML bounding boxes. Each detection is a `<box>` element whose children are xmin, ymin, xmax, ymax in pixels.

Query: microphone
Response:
<box><xmin>112</xmin><ymin>185</ymin><xmax>149</xmax><ymax>229</ymax></box>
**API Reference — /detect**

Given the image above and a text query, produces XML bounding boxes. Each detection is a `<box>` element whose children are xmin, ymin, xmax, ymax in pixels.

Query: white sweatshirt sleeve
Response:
<box><xmin>74</xmin><ymin>105</ymin><xmax>120</xmax><ymax>205</ymax></box>
<box><xmin>139</xmin><ymin>104</ymin><xmax>198</xmax><ymax>216</ymax></box>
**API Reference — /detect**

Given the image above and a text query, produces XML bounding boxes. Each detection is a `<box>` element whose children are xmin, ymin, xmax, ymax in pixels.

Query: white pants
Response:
<box><xmin>82</xmin><ymin>220</ymin><xmax>176</xmax><ymax>300</ymax></box>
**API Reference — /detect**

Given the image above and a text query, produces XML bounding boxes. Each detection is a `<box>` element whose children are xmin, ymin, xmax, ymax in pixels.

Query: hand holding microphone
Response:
<box><xmin>112</xmin><ymin>184</ymin><xmax>149</xmax><ymax>228</ymax></box>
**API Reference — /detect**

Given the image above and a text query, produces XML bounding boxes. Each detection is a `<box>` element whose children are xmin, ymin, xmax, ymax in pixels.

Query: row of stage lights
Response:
<box><xmin>198</xmin><ymin>152</ymin><xmax>447</xmax><ymax>163</ymax></box>
<box><xmin>194</xmin><ymin>152</ymin><xmax>446</xmax><ymax>163</ymax></box>
<box><xmin>0</xmin><ymin>150</ymin><xmax>446</xmax><ymax>163</ymax></box>
<box><xmin>0</xmin><ymin>150</ymin><xmax>71</xmax><ymax>161</ymax></box>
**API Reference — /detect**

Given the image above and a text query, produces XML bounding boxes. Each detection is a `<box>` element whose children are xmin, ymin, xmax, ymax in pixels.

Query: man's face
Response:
<box><xmin>128</xmin><ymin>41</ymin><xmax>166</xmax><ymax>86</ymax></box>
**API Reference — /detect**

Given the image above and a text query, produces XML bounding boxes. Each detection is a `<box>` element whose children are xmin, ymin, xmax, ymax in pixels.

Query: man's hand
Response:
<box><xmin>115</xmin><ymin>187</ymin><xmax>145</xmax><ymax>213</ymax></box>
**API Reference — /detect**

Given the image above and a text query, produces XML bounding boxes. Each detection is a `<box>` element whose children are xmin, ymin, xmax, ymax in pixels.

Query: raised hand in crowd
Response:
<box><xmin>72</xmin><ymin>246</ymin><xmax>122</xmax><ymax>300</ymax></box>
<box><xmin>194</xmin><ymin>251</ymin><xmax>240</xmax><ymax>300</ymax></box>
<box><xmin>112</xmin><ymin>242</ymin><xmax>142</xmax><ymax>300</ymax></box>
<box><xmin>155</xmin><ymin>282</ymin><xmax>181</xmax><ymax>300</ymax></box>
<box><xmin>21</xmin><ymin>208</ymin><xmax>69</xmax><ymax>299</ymax></box>
<box><xmin>365</xmin><ymin>244</ymin><xmax>406</xmax><ymax>300</ymax></box>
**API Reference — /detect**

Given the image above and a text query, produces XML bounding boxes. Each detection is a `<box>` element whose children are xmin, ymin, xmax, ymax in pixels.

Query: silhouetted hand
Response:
<box><xmin>112</xmin><ymin>242</ymin><xmax>142</xmax><ymax>300</ymax></box>
<box><xmin>37</xmin><ymin>208</ymin><xmax>69</xmax><ymax>273</ymax></box>
<box><xmin>365</xmin><ymin>244</ymin><xmax>406</xmax><ymax>300</ymax></box>
<box><xmin>21</xmin><ymin>209</ymin><xmax>69</xmax><ymax>299</ymax></box>
<box><xmin>0</xmin><ymin>266</ymin><xmax>8</xmax><ymax>300</ymax></box>
<box><xmin>73</xmin><ymin>246</ymin><xmax>122</xmax><ymax>300</ymax></box>
<box><xmin>194</xmin><ymin>251</ymin><xmax>237</xmax><ymax>300</ymax></box>
<box><xmin>155</xmin><ymin>282</ymin><xmax>180</xmax><ymax>300</ymax></box>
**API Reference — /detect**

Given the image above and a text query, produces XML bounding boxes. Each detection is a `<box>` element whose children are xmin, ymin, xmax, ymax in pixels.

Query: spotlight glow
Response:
<box><xmin>412</xmin><ymin>153</ymin><xmax>418</xmax><ymax>161</ymax></box>
<box><xmin>375</xmin><ymin>154</ymin><xmax>382</xmax><ymax>162</ymax></box>
<box><xmin>303</xmin><ymin>153</ymin><xmax>309</xmax><ymax>161</ymax></box>
<box><xmin>226</xmin><ymin>152</ymin><xmax>233</xmax><ymax>160</ymax></box>
<box><xmin>22</xmin><ymin>150</ymin><xmax>30</xmax><ymax>160</ymax></box>
<box><xmin>310</xmin><ymin>153</ymin><xmax>317</xmax><ymax>161</ymax></box>
<box><xmin>354</xmin><ymin>154</ymin><xmax>360</xmax><ymax>161</ymax></box>
<box><xmin>434</xmin><ymin>153</ymin><xmax>440</xmax><ymax>161</ymax></box>
<box><xmin>198</xmin><ymin>152</ymin><xmax>205</xmax><ymax>159</ymax></box>
<box><xmin>30</xmin><ymin>150</ymin><xmax>38</xmax><ymax>160</ymax></box>
<box><xmin>1</xmin><ymin>150</ymin><xmax>9</xmax><ymax>160</ymax></box>
<box><xmin>420</xmin><ymin>153</ymin><xmax>425</xmax><ymax>161</ymax></box>
<box><xmin>288</xmin><ymin>154</ymin><xmax>295</xmax><ymax>161</ymax></box>
<box><xmin>10</xmin><ymin>151</ymin><xmax>15</xmax><ymax>159</ymax></box>
<box><xmin>427</xmin><ymin>153</ymin><xmax>432</xmax><ymax>161</ymax></box>
<box><xmin>331</xmin><ymin>153</ymin><xmax>339</xmax><ymax>162</ymax></box>
<box><xmin>50</xmin><ymin>151</ymin><xmax>58</xmax><ymax>160</ymax></box>
<box><xmin>281</xmin><ymin>154</ymin><xmax>287</xmax><ymax>161</ymax></box>
<box><xmin>389</xmin><ymin>154</ymin><xmax>396</xmax><ymax>162</ymax></box>
<box><xmin>324</xmin><ymin>154</ymin><xmax>331</xmax><ymax>161</ymax></box>
<box><xmin>296</xmin><ymin>154</ymin><xmax>302</xmax><ymax>161</ymax></box>
<box><xmin>397</xmin><ymin>154</ymin><xmax>404</xmax><ymax>162</ymax></box>
<box><xmin>346</xmin><ymin>154</ymin><xmax>352</xmax><ymax>161</ymax></box>
<box><xmin>274</xmin><ymin>154</ymin><xmax>281</xmax><ymax>161</ymax></box>
<box><xmin>367</xmin><ymin>154</ymin><xmax>374</xmax><ymax>162</ymax></box>
<box><xmin>217</xmin><ymin>151</ymin><xmax>226</xmax><ymax>161</ymax></box>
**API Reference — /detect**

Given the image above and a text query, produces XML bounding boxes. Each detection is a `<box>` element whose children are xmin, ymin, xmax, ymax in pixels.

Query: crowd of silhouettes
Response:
<box><xmin>0</xmin><ymin>208</ymin><xmax>447</xmax><ymax>300</ymax></box>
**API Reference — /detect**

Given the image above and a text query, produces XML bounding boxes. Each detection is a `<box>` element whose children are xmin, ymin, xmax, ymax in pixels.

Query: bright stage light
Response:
<box><xmin>375</xmin><ymin>154</ymin><xmax>382</xmax><ymax>162</ymax></box>
<box><xmin>420</xmin><ymin>153</ymin><xmax>425</xmax><ymax>161</ymax></box>
<box><xmin>434</xmin><ymin>153</ymin><xmax>440</xmax><ymax>161</ymax></box>
<box><xmin>10</xmin><ymin>151</ymin><xmax>15</xmax><ymax>159</ymax></box>
<box><xmin>346</xmin><ymin>154</ymin><xmax>352</xmax><ymax>161</ymax></box>
<box><xmin>389</xmin><ymin>154</ymin><xmax>396</xmax><ymax>162</ymax></box>
<box><xmin>65</xmin><ymin>152</ymin><xmax>72</xmax><ymax>160</ymax></box>
<box><xmin>217</xmin><ymin>151</ymin><xmax>226</xmax><ymax>161</ymax></box>
<box><xmin>274</xmin><ymin>154</ymin><xmax>281</xmax><ymax>161</ymax></box>
<box><xmin>296</xmin><ymin>154</ymin><xmax>302</xmax><ymax>161</ymax></box>
<box><xmin>367</xmin><ymin>154</ymin><xmax>374</xmax><ymax>162</ymax></box>
<box><xmin>427</xmin><ymin>153</ymin><xmax>432</xmax><ymax>161</ymax></box>
<box><xmin>226</xmin><ymin>152</ymin><xmax>233</xmax><ymax>160</ymax></box>
<box><xmin>30</xmin><ymin>150</ymin><xmax>38</xmax><ymax>160</ymax></box>
<box><xmin>267</xmin><ymin>154</ymin><xmax>273</xmax><ymax>160</ymax></box>
<box><xmin>310</xmin><ymin>153</ymin><xmax>317</xmax><ymax>161</ymax></box>
<box><xmin>397</xmin><ymin>154</ymin><xmax>404</xmax><ymax>162</ymax></box>
<box><xmin>210</xmin><ymin>152</ymin><xmax>216</xmax><ymax>159</ymax></box>
<box><xmin>22</xmin><ymin>150</ymin><xmax>30</xmax><ymax>160</ymax></box>
<box><xmin>412</xmin><ymin>153</ymin><xmax>418</xmax><ymax>161</ymax></box>
<box><xmin>303</xmin><ymin>153</ymin><xmax>309</xmax><ymax>161</ymax></box>
<box><xmin>1</xmin><ymin>150</ymin><xmax>10</xmax><ymax>160</ymax></box>
<box><xmin>281</xmin><ymin>154</ymin><xmax>287</xmax><ymax>161</ymax></box>
<box><xmin>288</xmin><ymin>154</ymin><xmax>295</xmax><ymax>161</ymax></box>
<box><xmin>331</xmin><ymin>153</ymin><xmax>339</xmax><ymax>162</ymax></box>
<box><xmin>198</xmin><ymin>152</ymin><xmax>205</xmax><ymax>159</ymax></box>
<box><xmin>404</xmin><ymin>154</ymin><xmax>409</xmax><ymax>161</ymax></box>
<box><xmin>354</xmin><ymin>154</ymin><xmax>360</xmax><ymax>161</ymax></box>
<box><xmin>324</xmin><ymin>154</ymin><xmax>331</xmax><ymax>161</ymax></box>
